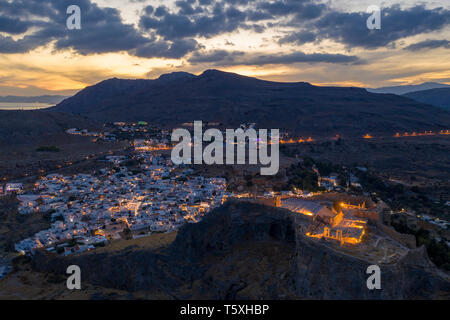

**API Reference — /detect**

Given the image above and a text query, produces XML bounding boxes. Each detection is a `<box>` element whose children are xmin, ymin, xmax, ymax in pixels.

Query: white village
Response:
<box><xmin>14</xmin><ymin>145</ymin><xmax>228</xmax><ymax>256</ymax></box>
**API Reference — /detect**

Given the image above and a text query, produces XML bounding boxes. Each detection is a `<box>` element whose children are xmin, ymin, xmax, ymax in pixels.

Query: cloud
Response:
<box><xmin>285</xmin><ymin>4</ymin><xmax>450</xmax><ymax>49</ymax></box>
<box><xmin>189</xmin><ymin>50</ymin><xmax>245</xmax><ymax>64</ymax></box>
<box><xmin>0</xmin><ymin>0</ymin><xmax>201</xmax><ymax>59</ymax></box>
<box><xmin>189</xmin><ymin>49</ymin><xmax>361</xmax><ymax>66</ymax></box>
<box><xmin>138</xmin><ymin>0</ymin><xmax>326</xmax><ymax>41</ymax></box>
<box><xmin>134</xmin><ymin>38</ymin><xmax>199</xmax><ymax>59</ymax></box>
<box><xmin>279</xmin><ymin>31</ymin><xmax>316</xmax><ymax>45</ymax></box>
<box><xmin>256</xmin><ymin>0</ymin><xmax>325</xmax><ymax>19</ymax></box>
<box><xmin>0</xmin><ymin>0</ymin><xmax>449</xmax><ymax>63</ymax></box>
<box><xmin>175</xmin><ymin>0</ymin><xmax>204</xmax><ymax>15</ymax></box>
<box><xmin>139</xmin><ymin>2</ymin><xmax>251</xmax><ymax>40</ymax></box>
<box><xmin>0</xmin><ymin>15</ymin><xmax>31</xmax><ymax>34</ymax></box>
<box><xmin>404</xmin><ymin>39</ymin><xmax>450</xmax><ymax>51</ymax></box>
<box><xmin>0</xmin><ymin>35</ymin><xmax>34</xmax><ymax>53</ymax></box>
<box><xmin>138</xmin><ymin>1</ymin><xmax>450</xmax><ymax>51</ymax></box>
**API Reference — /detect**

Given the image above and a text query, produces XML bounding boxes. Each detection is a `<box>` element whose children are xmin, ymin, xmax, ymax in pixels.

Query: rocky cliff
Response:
<box><xmin>31</xmin><ymin>201</ymin><xmax>449</xmax><ymax>299</ymax></box>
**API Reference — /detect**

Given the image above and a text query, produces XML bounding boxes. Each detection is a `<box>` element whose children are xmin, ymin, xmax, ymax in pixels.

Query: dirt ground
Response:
<box><xmin>0</xmin><ymin>232</ymin><xmax>178</xmax><ymax>300</ymax></box>
<box><xmin>0</xmin><ymin>134</ymin><xmax>128</xmax><ymax>182</ymax></box>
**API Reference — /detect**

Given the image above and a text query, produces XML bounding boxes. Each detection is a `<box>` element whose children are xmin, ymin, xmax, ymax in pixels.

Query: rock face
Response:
<box><xmin>294</xmin><ymin>236</ymin><xmax>448</xmax><ymax>299</ymax></box>
<box><xmin>32</xmin><ymin>201</ymin><xmax>449</xmax><ymax>299</ymax></box>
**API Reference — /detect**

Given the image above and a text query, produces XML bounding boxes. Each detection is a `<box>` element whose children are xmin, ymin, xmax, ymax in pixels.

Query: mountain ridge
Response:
<box><xmin>403</xmin><ymin>87</ymin><xmax>450</xmax><ymax>111</ymax></box>
<box><xmin>367</xmin><ymin>82</ymin><xmax>450</xmax><ymax>95</ymax></box>
<box><xmin>50</xmin><ymin>70</ymin><xmax>450</xmax><ymax>137</ymax></box>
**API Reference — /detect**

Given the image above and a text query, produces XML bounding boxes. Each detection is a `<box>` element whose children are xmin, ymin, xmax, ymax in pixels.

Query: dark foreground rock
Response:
<box><xmin>31</xmin><ymin>201</ymin><xmax>450</xmax><ymax>299</ymax></box>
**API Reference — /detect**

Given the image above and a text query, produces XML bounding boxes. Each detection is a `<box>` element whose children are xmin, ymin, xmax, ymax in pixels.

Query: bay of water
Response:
<box><xmin>0</xmin><ymin>102</ymin><xmax>52</xmax><ymax>110</ymax></box>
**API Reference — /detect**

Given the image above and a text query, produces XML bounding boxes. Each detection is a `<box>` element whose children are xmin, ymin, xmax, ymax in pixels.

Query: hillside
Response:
<box><xmin>0</xmin><ymin>110</ymin><xmax>97</xmax><ymax>145</ymax></box>
<box><xmin>368</xmin><ymin>82</ymin><xmax>450</xmax><ymax>95</ymax></box>
<box><xmin>51</xmin><ymin>70</ymin><xmax>450</xmax><ymax>137</ymax></box>
<box><xmin>30</xmin><ymin>201</ymin><xmax>450</xmax><ymax>299</ymax></box>
<box><xmin>403</xmin><ymin>88</ymin><xmax>450</xmax><ymax>111</ymax></box>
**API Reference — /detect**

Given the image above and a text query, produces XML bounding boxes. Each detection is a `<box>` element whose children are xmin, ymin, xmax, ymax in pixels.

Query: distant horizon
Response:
<box><xmin>0</xmin><ymin>102</ymin><xmax>54</xmax><ymax>110</ymax></box>
<box><xmin>1</xmin><ymin>69</ymin><xmax>449</xmax><ymax>100</ymax></box>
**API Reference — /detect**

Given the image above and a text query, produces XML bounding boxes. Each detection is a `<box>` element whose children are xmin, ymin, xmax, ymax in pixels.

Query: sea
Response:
<box><xmin>0</xmin><ymin>102</ymin><xmax>52</xmax><ymax>110</ymax></box>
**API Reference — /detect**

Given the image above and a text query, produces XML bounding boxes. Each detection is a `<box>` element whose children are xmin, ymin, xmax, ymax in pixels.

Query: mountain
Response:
<box><xmin>32</xmin><ymin>201</ymin><xmax>450</xmax><ymax>299</ymax></box>
<box><xmin>367</xmin><ymin>82</ymin><xmax>450</xmax><ymax>95</ymax></box>
<box><xmin>0</xmin><ymin>95</ymin><xmax>67</xmax><ymax>104</ymax></box>
<box><xmin>157</xmin><ymin>71</ymin><xmax>196</xmax><ymax>83</ymax></box>
<box><xmin>403</xmin><ymin>88</ymin><xmax>450</xmax><ymax>111</ymax></box>
<box><xmin>51</xmin><ymin>70</ymin><xmax>450</xmax><ymax>137</ymax></box>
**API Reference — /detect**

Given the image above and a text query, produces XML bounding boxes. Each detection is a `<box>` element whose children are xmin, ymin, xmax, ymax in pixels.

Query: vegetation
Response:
<box><xmin>391</xmin><ymin>215</ymin><xmax>450</xmax><ymax>271</ymax></box>
<box><xmin>286</xmin><ymin>161</ymin><xmax>321</xmax><ymax>192</ymax></box>
<box><xmin>357</xmin><ymin>171</ymin><xmax>407</xmax><ymax>208</ymax></box>
<box><xmin>315</xmin><ymin>161</ymin><xmax>340</xmax><ymax>177</ymax></box>
<box><xmin>357</xmin><ymin>171</ymin><xmax>449</xmax><ymax>220</ymax></box>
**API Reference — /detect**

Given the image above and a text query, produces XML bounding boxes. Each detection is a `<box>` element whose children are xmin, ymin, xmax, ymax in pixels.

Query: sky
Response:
<box><xmin>0</xmin><ymin>0</ymin><xmax>449</xmax><ymax>96</ymax></box>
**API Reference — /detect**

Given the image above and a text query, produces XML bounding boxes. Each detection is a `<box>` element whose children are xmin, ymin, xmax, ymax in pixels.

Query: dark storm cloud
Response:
<box><xmin>248</xmin><ymin>51</ymin><xmax>361</xmax><ymax>65</ymax></box>
<box><xmin>0</xmin><ymin>15</ymin><xmax>31</xmax><ymax>34</ymax></box>
<box><xmin>0</xmin><ymin>0</ymin><xmax>57</xmax><ymax>20</ymax></box>
<box><xmin>404</xmin><ymin>39</ymin><xmax>450</xmax><ymax>51</ymax></box>
<box><xmin>189</xmin><ymin>50</ymin><xmax>245</xmax><ymax>64</ymax></box>
<box><xmin>1</xmin><ymin>0</ymin><xmax>449</xmax><ymax>60</ymax></box>
<box><xmin>168</xmin><ymin>38</ymin><xmax>200</xmax><ymax>58</ymax></box>
<box><xmin>257</xmin><ymin>0</ymin><xmax>304</xmax><ymax>16</ymax></box>
<box><xmin>257</xmin><ymin>0</ymin><xmax>325</xmax><ymax>20</ymax></box>
<box><xmin>246</xmin><ymin>10</ymin><xmax>273</xmax><ymax>22</ymax></box>
<box><xmin>138</xmin><ymin>0</ymin><xmax>325</xmax><ymax>41</ymax></box>
<box><xmin>0</xmin><ymin>0</ymin><xmax>198</xmax><ymax>58</ymax></box>
<box><xmin>139</xmin><ymin>2</ymin><xmax>251</xmax><ymax>40</ymax></box>
<box><xmin>53</xmin><ymin>4</ymin><xmax>149</xmax><ymax>55</ymax></box>
<box><xmin>189</xmin><ymin>49</ymin><xmax>361</xmax><ymax>66</ymax></box>
<box><xmin>282</xmin><ymin>4</ymin><xmax>450</xmax><ymax>49</ymax></box>
<box><xmin>134</xmin><ymin>38</ymin><xmax>199</xmax><ymax>59</ymax></box>
<box><xmin>0</xmin><ymin>35</ymin><xmax>34</xmax><ymax>53</ymax></box>
<box><xmin>279</xmin><ymin>31</ymin><xmax>316</xmax><ymax>45</ymax></box>
<box><xmin>144</xmin><ymin>5</ymin><xmax>154</xmax><ymax>15</ymax></box>
<box><xmin>139</xmin><ymin>1</ymin><xmax>450</xmax><ymax>51</ymax></box>
<box><xmin>175</xmin><ymin>0</ymin><xmax>204</xmax><ymax>15</ymax></box>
